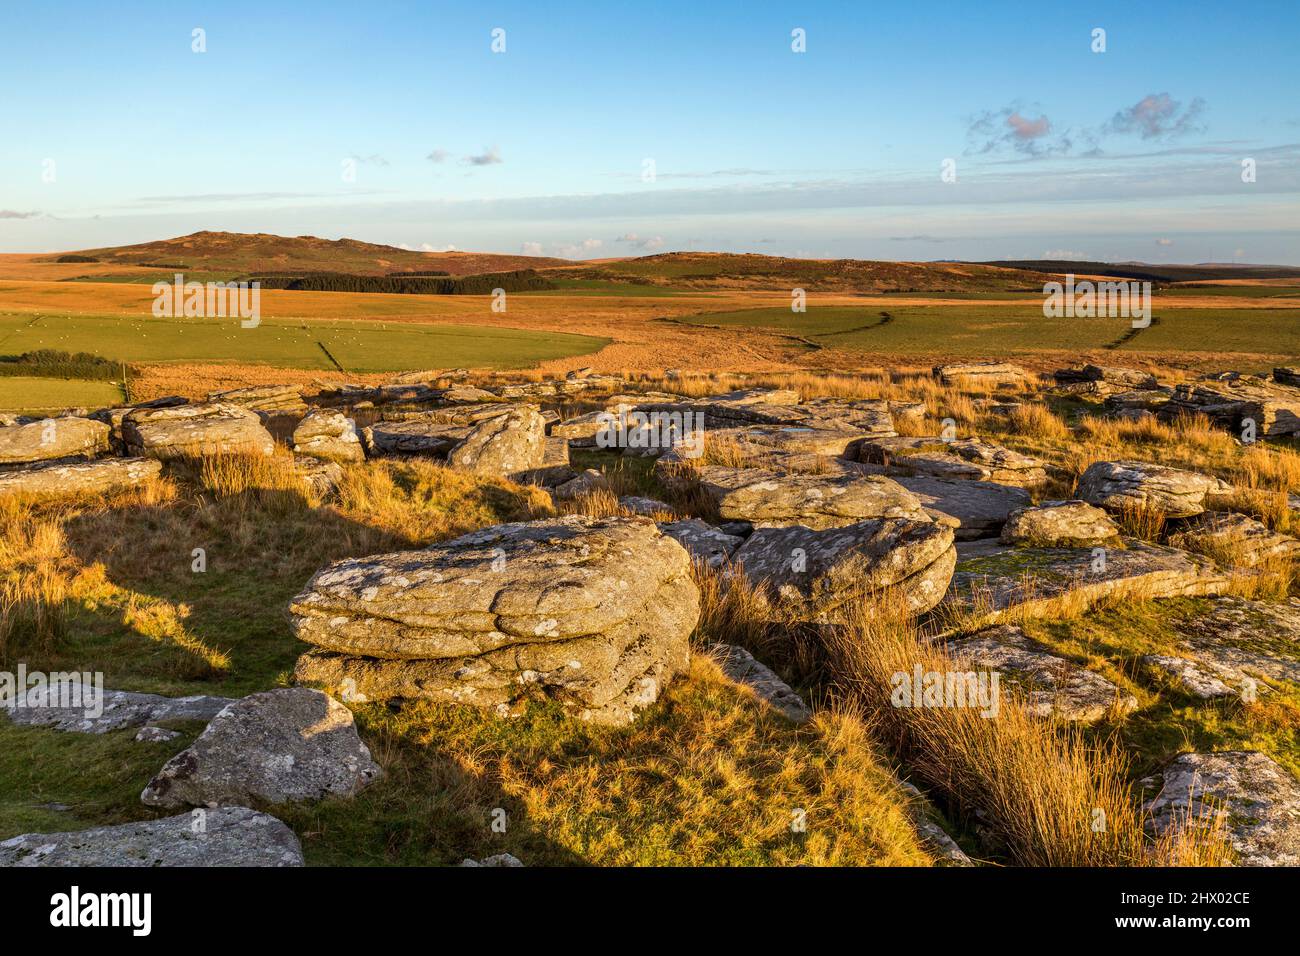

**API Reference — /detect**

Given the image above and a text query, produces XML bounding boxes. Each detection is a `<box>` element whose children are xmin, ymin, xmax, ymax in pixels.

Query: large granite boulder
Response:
<box><xmin>0</xmin><ymin>416</ymin><xmax>109</xmax><ymax>466</ymax></box>
<box><xmin>1144</xmin><ymin>751</ymin><xmax>1300</xmax><ymax>866</ymax></box>
<box><xmin>1000</xmin><ymin>500</ymin><xmax>1121</xmax><ymax>547</ymax></box>
<box><xmin>0</xmin><ymin>457</ymin><xmax>161</xmax><ymax>499</ymax></box>
<box><xmin>732</xmin><ymin>519</ymin><xmax>956</xmax><ymax>618</ymax></box>
<box><xmin>1054</xmin><ymin>364</ymin><xmax>1158</xmax><ymax>390</ymax></box>
<box><xmin>291</xmin><ymin>516</ymin><xmax>699</xmax><ymax>725</ymax></box>
<box><xmin>0</xmin><ymin>807</ymin><xmax>304</xmax><ymax>867</ymax></box>
<box><xmin>446</xmin><ymin>407</ymin><xmax>547</xmax><ymax>477</ymax></box>
<box><xmin>292</xmin><ymin>409</ymin><xmax>364</xmax><ymax>463</ymax></box>
<box><xmin>122</xmin><ymin>402</ymin><xmax>276</xmax><ymax>459</ymax></box>
<box><xmin>1076</xmin><ymin>460</ymin><xmax>1231</xmax><ymax>517</ymax></box>
<box><xmin>693</xmin><ymin>466</ymin><xmax>930</xmax><ymax>529</ymax></box>
<box><xmin>140</xmin><ymin>688</ymin><xmax>381</xmax><ymax>809</ymax></box>
<box><xmin>951</xmin><ymin>625</ymin><xmax>1136</xmax><ymax>722</ymax></box>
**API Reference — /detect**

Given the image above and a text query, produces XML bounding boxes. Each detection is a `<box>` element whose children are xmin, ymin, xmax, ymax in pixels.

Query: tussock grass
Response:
<box><xmin>821</xmin><ymin>592</ymin><xmax>1231</xmax><ymax>866</ymax></box>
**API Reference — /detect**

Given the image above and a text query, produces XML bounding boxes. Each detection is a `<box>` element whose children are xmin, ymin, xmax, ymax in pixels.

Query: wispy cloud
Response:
<box><xmin>0</xmin><ymin>210</ymin><xmax>40</xmax><ymax>219</ymax></box>
<box><xmin>464</xmin><ymin>146</ymin><xmax>503</xmax><ymax>166</ymax></box>
<box><xmin>1107</xmin><ymin>93</ymin><xmax>1206</xmax><ymax>140</ymax></box>
<box><xmin>426</xmin><ymin>148</ymin><xmax>450</xmax><ymax>163</ymax></box>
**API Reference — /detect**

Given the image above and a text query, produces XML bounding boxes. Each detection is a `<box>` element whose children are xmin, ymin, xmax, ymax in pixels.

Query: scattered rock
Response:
<box><xmin>3</xmin><ymin>684</ymin><xmax>232</xmax><ymax>734</ymax></box>
<box><xmin>552</xmin><ymin>468</ymin><xmax>607</xmax><ymax>499</ymax></box>
<box><xmin>1054</xmin><ymin>364</ymin><xmax>1158</xmax><ymax>390</ymax></box>
<box><xmin>894</xmin><ymin>476</ymin><xmax>1031</xmax><ymax>540</ymax></box>
<box><xmin>141</xmin><ymin>688</ymin><xmax>381</xmax><ymax>809</ymax></box>
<box><xmin>733</xmin><ymin>518</ymin><xmax>956</xmax><ymax>618</ymax></box>
<box><xmin>459</xmin><ymin>853</ymin><xmax>524</xmax><ymax>867</ymax></box>
<box><xmin>1141</xmin><ymin>655</ymin><xmax>1237</xmax><ymax>700</ymax></box>
<box><xmin>658</xmin><ymin>518</ymin><xmax>743</xmax><ymax>568</ymax></box>
<box><xmin>858</xmin><ymin>437</ymin><xmax>1047</xmax><ymax>487</ymax></box>
<box><xmin>932</xmin><ymin>362</ymin><xmax>1028</xmax><ymax>389</ymax></box>
<box><xmin>693</xmin><ymin>466</ymin><xmax>931</xmax><ymax>529</ymax></box>
<box><xmin>1165</xmin><ymin>375</ymin><xmax>1300</xmax><ymax>436</ymax></box>
<box><xmin>1144</xmin><ymin>751</ymin><xmax>1300</xmax><ymax>866</ymax></box>
<box><xmin>1000</xmin><ymin>500</ymin><xmax>1120</xmax><ymax>547</ymax></box>
<box><xmin>0</xmin><ymin>807</ymin><xmax>304</xmax><ymax>867</ymax></box>
<box><xmin>1167</xmin><ymin>512</ymin><xmax>1300</xmax><ymax>568</ymax></box>
<box><xmin>0</xmin><ymin>417</ymin><xmax>110</xmax><ymax>466</ymax></box>
<box><xmin>709</xmin><ymin>644</ymin><xmax>811</xmax><ymax>722</ymax></box>
<box><xmin>363</xmin><ymin>419</ymin><xmax>469</xmax><ymax>457</ymax></box>
<box><xmin>619</xmin><ymin>495</ymin><xmax>675</xmax><ymax>516</ymax></box>
<box><xmin>1076</xmin><ymin>460</ymin><xmax>1232</xmax><ymax>517</ymax></box>
<box><xmin>207</xmin><ymin>384</ymin><xmax>307</xmax><ymax>417</ymax></box>
<box><xmin>292</xmin><ymin>409</ymin><xmax>364</xmax><ymax>463</ymax></box>
<box><xmin>946</xmin><ymin>539</ymin><xmax>1228</xmax><ymax>621</ymax></box>
<box><xmin>447</xmin><ymin>407</ymin><xmax>547</xmax><ymax>478</ymax></box>
<box><xmin>951</xmin><ymin>625</ymin><xmax>1137</xmax><ymax>722</ymax></box>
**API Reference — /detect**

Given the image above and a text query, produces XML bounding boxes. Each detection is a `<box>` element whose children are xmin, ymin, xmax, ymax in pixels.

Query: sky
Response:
<box><xmin>2</xmin><ymin>0</ymin><xmax>1298</xmax><ymax>263</ymax></box>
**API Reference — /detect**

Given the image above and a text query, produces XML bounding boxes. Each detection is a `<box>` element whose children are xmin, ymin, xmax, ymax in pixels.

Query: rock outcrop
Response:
<box><xmin>122</xmin><ymin>402</ymin><xmax>276</xmax><ymax>459</ymax></box>
<box><xmin>1076</xmin><ymin>460</ymin><xmax>1231</xmax><ymax>517</ymax></box>
<box><xmin>292</xmin><ymin>409</ymin><xmax>365</xmax><ymax>463</ymax></box>
<box><xmin>291</xmin><ymin>516</ymin><xmax>699</xmax><ymax>725</ymax></box>
<box><xmin>0</xmin><ymin>417</ymin><xmax>110</xmax><ymax>466</ymax></box>
<box><xmin>0</xmin><ymin>457</ymin><xmax>162</xmax><ymax>499</ymax></box>
<box><xmin>1000</xmin><ymin>500</ymin><xmax>1121</xmax><ymax>547</ymax></box>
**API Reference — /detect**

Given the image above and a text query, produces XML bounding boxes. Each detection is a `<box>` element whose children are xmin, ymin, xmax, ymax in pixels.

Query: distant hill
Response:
<box><xmin>540</xmin><ymin>252</ymin><xmax>1055</xmax><ymax>294</ymax></box>
<box><xmin>51</xmin><ymin>231</ymin><xmax>573</xmax><ymax>277</ymax></box>
<box><xmin>972</xmin><ymin>259</ymin><xmax>1300</xmax><ymax>283</ymax></box>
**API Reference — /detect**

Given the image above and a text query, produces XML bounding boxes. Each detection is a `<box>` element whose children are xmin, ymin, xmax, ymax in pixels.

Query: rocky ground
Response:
<box><xmin>1</xmin><ymin>361</ymin><xmax>1297</xmax><ymax>866</ymax></box>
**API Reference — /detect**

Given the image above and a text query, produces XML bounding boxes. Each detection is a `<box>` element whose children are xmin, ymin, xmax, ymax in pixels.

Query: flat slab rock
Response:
<box><xmin>709</xmin><ymin>643</ymin><xmax>811</xmax><ymax>723</ymax></box>
<box><xmin>141</xmin><ymin>688</ymin><xmax>381</xmax><ymax>809</ymax></box>
<box><xmin>3</xmin><ymin>684</ymin><xmax>233</xmax><ymax>735</ymax></box>
<box><xmin>0</xmin><ymin>457</ymin><xmax>161</xmax><ymax>499</ymax></box>
<box><xmin>733</xmin><ymin>518</ymin><xmax>956</xmax><ymax>619</ymax></box>
<box><xmin>0</xmin><ymin>807</ymin><xmax>303</xmax><ymax>867</ymax></box>
<box><xmin>947</xmin><ymin>538</ymin><xmax>1228</xmax><ymax>620</ymax></box>
<box><xmin>1144</xmin><ymin>751</ymin><xmax>1300</xmax><ymax>866</ymax></box>
<box><xmin>1146</xmin><ymin>596</ymin><xmax>1300</xmax><ymax>698</ymax></box>
<box><xmin>932</xmin><ymin>362</ymin><xmax>1029</xmax><ymax>388</ymax></box>
<box><xmin>695</xmin><ymin>465</ymin><xmax>930</xmax><ymax>529</ymax></box>
<box><xmin>951</xmin><ymin>625</ymin><xmax>1136</xmax><ymax>722</ymax></box>
<box><xmin>893</xmin><ymin>475</ymin><xmax>1031</xmax><ymax>540</ymax></box>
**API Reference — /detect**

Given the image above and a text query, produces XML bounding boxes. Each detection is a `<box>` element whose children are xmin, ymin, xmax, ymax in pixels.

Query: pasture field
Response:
<box><xmin>0</xmin><ymin>376</ymin><xmax>125</xmax><ymax>411</ymax></box>
<box><xmin>0</xmin><ymin>311</ymin><xmax>609</xmax><ymax>374</ymax></box>
<box><xmin>678</xmin><ymin>304</ymin><xmax>1300</xmax><ymax>361</ymax></box>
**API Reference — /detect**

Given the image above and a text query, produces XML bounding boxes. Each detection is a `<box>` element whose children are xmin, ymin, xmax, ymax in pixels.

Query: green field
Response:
<box><xmin>0</xmin><ymin>312</ymin><xmax>609</xmax><ymax>374</ymax></box>
<box><xmin>680</xmin><ymin>305</ymin><xmax>1300</xmax><ymax>359</ymax></box>
<box><xmin>0</xmin><ymin>376</ymin><xmax>125</xmax><ymax>412</ymax></box>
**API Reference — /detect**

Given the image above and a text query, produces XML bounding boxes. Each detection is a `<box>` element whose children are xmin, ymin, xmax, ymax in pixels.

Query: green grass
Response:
<box><xmin>679</xmin><ymin>304</ymin><xmax>1300</xmax><ymax>358</ymax></box>
<box><xmin>1019</xmin><ymin>599</ymin><xmax>1300</xmax><ymax>781</ymax></box>
<box><xmin>0</xmin><ymin>458</ymin><xmax>930</xmax><ymax>866</ymax></box>
<box><xmin>0</xmin><ymin>312</ymin><xmax>609</xmax><ymax>373</ymax></box>
<box><xmin>0</xmin><ymin>376</ymin><xmax>125</xmax><ymax>412</ymax></box>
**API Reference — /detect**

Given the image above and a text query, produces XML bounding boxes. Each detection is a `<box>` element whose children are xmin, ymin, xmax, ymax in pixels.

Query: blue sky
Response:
<box><xmin>2</xmin><ymin>0</ymin><xmax>1298</xmax><ymax>262</ymax></box>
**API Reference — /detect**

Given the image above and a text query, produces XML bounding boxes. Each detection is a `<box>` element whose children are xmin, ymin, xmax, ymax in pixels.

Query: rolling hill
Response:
<box><xmin>47</xmin><ymin>231</ymin><xmax>574</xmax><ymax>277</ymax></box>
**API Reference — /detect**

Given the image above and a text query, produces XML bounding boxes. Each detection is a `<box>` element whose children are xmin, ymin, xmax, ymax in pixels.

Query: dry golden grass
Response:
<box><xmin>1000</xmin><ymin>403</ymin><xmax>1070</xmax><ymax>441</ymax></box>
<box><xmin>821</xmin><ymin>592</ymin><xmax>1231</xmax><ymax>866</ymax></box>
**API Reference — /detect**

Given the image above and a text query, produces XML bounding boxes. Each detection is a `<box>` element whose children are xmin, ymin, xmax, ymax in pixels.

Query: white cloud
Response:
<box><xmin>521</xmin><ymin>241</ymin><xmax>544</xmax><ymax>255</ymax></box>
